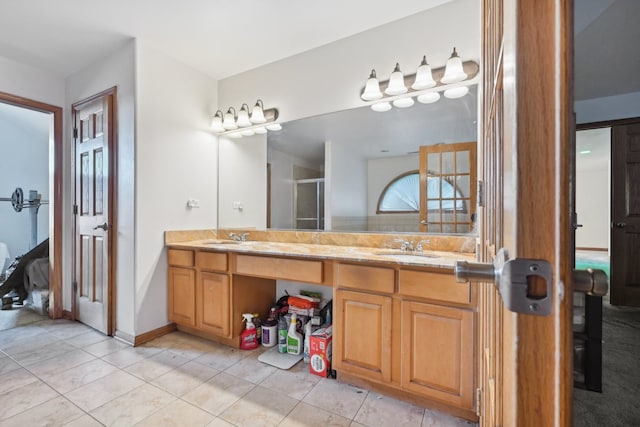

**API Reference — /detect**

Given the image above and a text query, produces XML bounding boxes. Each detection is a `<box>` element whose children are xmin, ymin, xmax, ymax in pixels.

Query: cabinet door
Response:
<box><xmin>333</xmin><ymin>289</ymin><xmax>392</xmax><ymax>382</ymax></box>
<box><xmin>401</xmin><ymin>300</ymin><xmax>473</xmax><ymax>409</ymax></box>
<box><xmin>168</xmin><ymin>267</ymin><xmax>196</xmax><ymax>326</ymax></box>
<box><xmin>197</xmin><ymin>272</ymin><xmax>230</xmax><ymax>337</ymax></box>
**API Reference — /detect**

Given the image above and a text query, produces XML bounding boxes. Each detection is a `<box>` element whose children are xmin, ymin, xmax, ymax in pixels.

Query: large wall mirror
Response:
<box><xmin>266</xmin><ymin>85</ymin><xmax>478</xmax><ymax>235</ymax></box>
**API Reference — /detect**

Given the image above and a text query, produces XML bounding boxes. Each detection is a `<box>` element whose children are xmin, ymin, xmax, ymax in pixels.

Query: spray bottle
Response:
<box><xmin>277</xmin><ymin>314</ymin><xmax>288</xmax><ymax>353</ymax></box>
<box><xmin>240</xmin><ymin>313</ymin><xmax>259</xmax><ymax>350</ymax></box>
<box><xmin>287</xmin><ymin>313</ymin><xmax>303</xmax><ymax>355</ymax></box>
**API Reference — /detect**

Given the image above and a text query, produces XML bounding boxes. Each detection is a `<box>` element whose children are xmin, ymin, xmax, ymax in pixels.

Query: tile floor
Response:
<box><xmin>0</xmin><ymin>319</ymin><xmax>475</xmax><ymax>426</ymax></box>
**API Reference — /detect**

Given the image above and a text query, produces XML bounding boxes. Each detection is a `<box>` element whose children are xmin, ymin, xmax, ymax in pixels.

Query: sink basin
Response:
<box><xmin>200</xmin><ymin>239</ymin><xmax>240</xmax><ymax>245</ymax></box>
<box><xmin>374</xmin><ymin>251</ymin><xmax>437</xmax><ymax>259</ymax></box>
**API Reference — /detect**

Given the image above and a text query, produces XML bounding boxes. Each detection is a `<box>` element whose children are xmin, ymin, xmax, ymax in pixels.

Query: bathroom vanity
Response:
<box><xmin>165</xmin><ymin>230</ymin><xmax>477</xmax><ymax>421</ymax></box>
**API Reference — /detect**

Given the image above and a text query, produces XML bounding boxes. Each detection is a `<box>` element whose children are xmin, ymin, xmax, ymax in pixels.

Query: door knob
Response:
<box><xmin>93</xmin><ymin>222</ymin><xmax>110</xmax><ymax>231</ymax></box>
<box><xmin>573</xmin><ymin>268</ymin><xmax>608</xmax><ymax>297</ymax></box>
<box><xmin>613</xmin><ymin>222</ymin><xmax>626</xmax><ymax>228</ymax></box>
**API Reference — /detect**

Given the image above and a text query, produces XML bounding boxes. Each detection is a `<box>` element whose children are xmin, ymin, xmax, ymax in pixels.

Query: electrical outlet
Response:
<box><xmin>232</xmin><ymin>201</ymin><xmax>243</xmax><ymax>210</ymax></box>
<box><xmin>187</xmin><ymin>199</ymin><xmax>200</xmax><ymax>208</ymax></box>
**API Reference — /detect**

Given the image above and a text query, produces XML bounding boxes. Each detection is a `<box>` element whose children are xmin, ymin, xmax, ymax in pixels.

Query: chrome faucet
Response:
<box><xmin>415</xmin><ymin>240</ymin><xmax>431</xmax><ymax>252</ymax></box>
<box><xmin>394</xmin><ymin>239</ymin><xmax>414</xmax><ymax>252</ymax></box>
<box><xmin>229</xmin><ymin>232</ymin><xmax>250</xmax><ymax>242</ymax></box>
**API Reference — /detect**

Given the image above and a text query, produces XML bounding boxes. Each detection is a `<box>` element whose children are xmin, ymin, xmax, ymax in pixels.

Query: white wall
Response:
<box><xmin>0</xmin><ymin>55</ymin><xmax>65</xmax><ymax>107</ymax></box>
<box><xmin>576</xmin><ymin>169</ymin><xmax>609</xmax><ymax>249</ymax></box>
<box><xmin>216</xmin><ymin>0</ymin><xmax>480</xmax><ymax>230</ymax></box>
<box><xmin>0</xmin><ymin>104</ymin><xmax>50</xmax><ymax>268</ymax></box>
<box><xmin>135</xmin><ymin>42</ymin><xmax>218</xmax><ymax>335</ymax></box>
<box><xmin>576</xmin><ymin>91</ymin><xmax>640</xmax><ymax>124</ymax></box>
<box><xmin>66</xmin><ymin>40</ymin><xmax>137</xmax><ymax>337</ymax></box>
<box><xmin>218</xmin><ymin>135</ymin><xmax>267</xmax><ymax>230</ymax></box>
<box><xmin>218</xmin><ymin>0</ymin><xmax>480</xmax><ymax>123</ymax></box>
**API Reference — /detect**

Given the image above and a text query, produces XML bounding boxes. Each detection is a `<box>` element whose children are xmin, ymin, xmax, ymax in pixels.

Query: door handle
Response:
<box><xmin>454</xmin><ymin>249</ymin><xmax>553</xmax><ymax>316</ymax></box>
<box><xmin>613</xmin><ymin>222</ymin><xmax>626</xmax><ymax>228</ymax></box>
<box><xmin>573</xmin><ymin>268</ymin><xmax>608</xmax><ymax>297</ymax></box>
<box><xmin>93</xmin><ymin>222</ymin><xmax>110</xmax><ymax>231</ymax></box>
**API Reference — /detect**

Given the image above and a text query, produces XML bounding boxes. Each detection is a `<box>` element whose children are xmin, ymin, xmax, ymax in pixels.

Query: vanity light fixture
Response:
<box><xmin>211</xmin><ymin>100</ymin><xmax>281</xmax><ymax>139</ymax></box>
<box><xmin>360</xmin><ymin>48</ymin><xmax>478</xmax><ymax>112</ymax></box>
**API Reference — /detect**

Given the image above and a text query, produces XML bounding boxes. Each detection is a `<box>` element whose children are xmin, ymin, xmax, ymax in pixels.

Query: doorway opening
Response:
<box><xmin>0</xmin><ymin>91</ymin><xmax>63</xmax><ymax>330</ymax></box>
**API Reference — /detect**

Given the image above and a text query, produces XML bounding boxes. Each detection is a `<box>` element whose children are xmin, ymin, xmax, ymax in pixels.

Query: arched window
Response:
<box><xmin>377</xmin><ymin>171</ymin><xmax>465</xmax><ymax>213</ymax></box>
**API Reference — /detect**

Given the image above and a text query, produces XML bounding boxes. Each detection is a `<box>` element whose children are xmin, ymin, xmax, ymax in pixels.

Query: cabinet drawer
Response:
<box><xmin>398</xmin><ymin>270</ymin><xmax>470</xmax><ymax>305</ymax></box>
<box><xmin>167</xmin><ymin>249</ymin><xmax>194</xmax><ymax>267</ymax></box>
<box><xmin>336</xmin><ymin>264</ymin><xmax>395</xmax><ymax>294</ymax></box>
<box><xmin>235</xmin><ymin>255</ymin><xmax>323</xmax><ymax>283</ymax></box>
<box><xmin>196</xmin><ymin>251</ymin><xmax>228</xmax><ymax>271</ymax></box>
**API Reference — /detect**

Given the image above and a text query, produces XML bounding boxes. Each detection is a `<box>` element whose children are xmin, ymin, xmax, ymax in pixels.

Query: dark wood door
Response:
<box><xmin>611</xmin><ymin>123</ymin><xmax>640</xmax><ymax>306</ymax></box>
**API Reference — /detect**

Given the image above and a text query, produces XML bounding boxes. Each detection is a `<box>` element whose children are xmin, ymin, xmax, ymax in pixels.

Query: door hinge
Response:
<box><xmin>476</xmin><ymin>387</ymin><xmax>482</xmax><ymax>417</ymax></box>
<box><xmin>73</xmin><ymin>204</ymin><xmax>78</xmax><ymax>215</ymax></box>
<box><xmin>73</xmin><ymin>127</ymin><xmax>78</xmax><ymax>139</ymax></box>
<box><xmin>477</xmin><ymin>180</ymin><xmax>485</xmax><ymax>207</ymax></box>
<box><xmin>73</xmin><ymin>281</ymin><xmax>78</xmax><ymax>293</ymax></box>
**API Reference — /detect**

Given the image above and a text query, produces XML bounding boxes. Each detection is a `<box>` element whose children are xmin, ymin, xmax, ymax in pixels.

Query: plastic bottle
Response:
<box><xmin>252</xmin><ymin>312</ymin><xmax>262</xmax><ymax>344</ymax></box>
<box><xmin>239</xmin><ymin>313</ymin><xmax>259</xmax><ymax>350</ymax></box>
<box><xmin>303</xmin><ymin>320</ymin><xmax>312</xmax><ymax>363</ymax></box>
<box><xmin>287</xmin><ymin>313</ymin><xmax>303</xmax><ymax>355</ymax></box>
<box><xmin>262</xmin><ymin>308</ymin><xmax>278</xmax><ymax>348</ymax></box>
<box><xmin>325</xmin><ymin>308</ymin><xmax>332</xmax><ymax>325</ymax></box>
<box><xmin>277</xmin><ymin>314</ymin><xmax>288</xmax><ymax>353</ymax></box>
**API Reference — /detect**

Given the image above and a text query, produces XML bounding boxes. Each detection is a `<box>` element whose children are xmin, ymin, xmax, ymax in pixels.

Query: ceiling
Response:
<box><xmin>0</xmin><ymin>0</ymin><xmax>636</xmax><ymax>98</ymax></box>
<box><xmin>0</xmin><ymin>0</ymin><xmax>450</xmax><ymax>80</ymax></box>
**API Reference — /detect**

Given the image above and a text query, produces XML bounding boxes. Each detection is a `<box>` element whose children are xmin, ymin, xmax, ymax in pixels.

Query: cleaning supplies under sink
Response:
<box><xmin>287</xmin><ymin>313</ymin><xmax>303</xmax><ymax>355</ymax></box>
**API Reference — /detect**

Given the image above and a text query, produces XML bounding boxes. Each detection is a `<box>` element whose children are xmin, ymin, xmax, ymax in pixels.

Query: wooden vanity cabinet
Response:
<box><xmin>167</xmin><ymin>249</ymin><xmax>196</xmax><ymax>326</ymax></box>
<box><xmin>400</xmin><ymin>300</ymin><xmax>474</xmax><ymax>409</ymax></box>
<box><xmin>333</xmin><ymin>262</ymin><xmax>476</xmax><ymax>418</ymax></box>
<box><xmin>196</xmin><ymin>251</ymin><xmax>230</xmax><ymax>337</ymax></box>
<box><xmin>333</xmin><ymin>289</ymin><xmax>392</xmax><ymax>382</ymax></box>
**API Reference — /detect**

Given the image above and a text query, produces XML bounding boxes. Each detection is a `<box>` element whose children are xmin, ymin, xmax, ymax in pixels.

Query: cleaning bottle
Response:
<box><xmin>277</xmin><ymin>314</ymin><xmax>288</xmax><ymax>353</ymax></box>
<box><xmin>303</xmin><ymin>320</ymin><xmax>312</xmax><ymax>363</ymax></box>
<box><xmin>262</xmin><ymin>308</ymin><xmax>278</xmax><ymax>348</ymax></box>
<box><xmin>287</xmin><ymin>313</ymin><xmax>303</xmax><ymax>355</ymax></box>
<box><xmin>252</xmin><ymin>312</ymin><xmax>262</xmax><ymax>344</ymax></box>
<box><xmin>239</xmin><ymin>313</ymin><xmax>259</xmax><ymax>350</ymax></box>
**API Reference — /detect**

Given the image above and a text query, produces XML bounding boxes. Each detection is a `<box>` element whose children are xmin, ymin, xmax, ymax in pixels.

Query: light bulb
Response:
<box><xmin>210</xmin><ymin>110</ymin><xmax>224</xmax><ymax>132</ymax></box>
<box><xmin>228</xmin><ymin>131</ymin><xmax>242</xmax><ymax>139</ymax></box>
<box><xmin>441</xmin><ymin>47</ymin><xmax>467</xmax><ymax>84</ymax></box>
<box><xmin>385</xmin><ymin>63</ymin><xmax>407</xmax><ymax>96</ymax></box>
<box><xmin>254</xmin><ymin>126</ymin><xmax>267</xmax><ymax>134</ymax></box>
<box><xmin>444</xmin><ymin>86</ymin><xmax>469</xmax><ymax>99</ymax></box>
<box><xmin>393</xmin><ymin>97</ymin><xmax>415</xmax><ymax>108</ymax></box>
<box><xmin>266</xmin><ymin>123</ymin><xmax>282</xmax><ymax>131</ymax></box>
<box><xmin>417</xmin><ymin>92</ymin><xmax>441</xmax><ymax>104</ymax></box>
<box><xmin>411</xmin><ymin>56</ymin><xmax>436</xmax><ymax>90</ymax></box>
<box><xmin>371</xmin><ymin>102</ymin><xmax>392</xmax><ymax>112</ymax></box>
<box><xmin>237</xmin><ymin>104</ymin><xmax>251</xmax><ymax>127</ymax></box>
<box><xmin>361</xmin><ymin>69</ymin><xmax>383</xmax><ymax>101</ymax></box>
<box><xmin>250</xmin><ymin>100</ymin><xmax>266</xmax><ymax>124</ymax></box>
<box><xmin>241</xmin><ymin>128</ymin><xmax>255</xmax><ymax>136</ymax></box>
<box><xmin>223</xmin><ymin>107</ymin><xmax>237</xmax><ymax>130</ymax></box>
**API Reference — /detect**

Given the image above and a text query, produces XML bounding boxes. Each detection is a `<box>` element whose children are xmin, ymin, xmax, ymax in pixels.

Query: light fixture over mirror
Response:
<box><xmin>360</xmin><ymin>48</ymin><xmax>478</xmax><ymax>112</ymax></box>
<box><xmin>211</xmin><ymin>100</ymin><xmax>280</xmax><ymax>138</ymax></box>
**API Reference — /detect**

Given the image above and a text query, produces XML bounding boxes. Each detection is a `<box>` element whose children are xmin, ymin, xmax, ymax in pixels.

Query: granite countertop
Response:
<box><xmin>166</xmin><ymin>239</ymin><xmax>475</xmax><ymax>269</ymax></box>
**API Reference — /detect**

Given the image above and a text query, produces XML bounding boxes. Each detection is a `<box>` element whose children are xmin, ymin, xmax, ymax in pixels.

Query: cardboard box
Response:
<box><xmin>309</xmin><ymin>326</ymin><xmax>332</xmax><ymax>377</ymax></box>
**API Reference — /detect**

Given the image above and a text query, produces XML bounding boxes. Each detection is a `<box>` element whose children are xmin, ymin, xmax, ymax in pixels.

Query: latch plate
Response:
<box><xmin>455</xmin><ymin>248</ymin><xmax>553</xmax><ymax>316</ymax></box>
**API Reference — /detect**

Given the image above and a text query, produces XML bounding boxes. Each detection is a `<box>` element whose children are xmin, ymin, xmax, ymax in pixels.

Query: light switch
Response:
<box><xmin>187</xmin><ymin>199</ymin><xmax>200</xmax><ymax>208</ymax></box>
<box><xmin>232</xmin><ymin>201</ymin><xmax>243</xmax><ymax>211</ymax></box>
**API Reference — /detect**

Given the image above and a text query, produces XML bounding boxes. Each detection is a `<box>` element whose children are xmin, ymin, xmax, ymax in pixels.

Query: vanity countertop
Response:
<box><xmin>166</xmin><ymin>239</ymin><xmax>475</xmax><ymax>269</ymax></box>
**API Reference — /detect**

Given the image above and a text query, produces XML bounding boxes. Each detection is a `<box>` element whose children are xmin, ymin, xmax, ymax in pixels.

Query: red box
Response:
<box><xmin>309</xmin><ymin>326</ymin><xmax>332</xmax><ymax>377</ymax></box>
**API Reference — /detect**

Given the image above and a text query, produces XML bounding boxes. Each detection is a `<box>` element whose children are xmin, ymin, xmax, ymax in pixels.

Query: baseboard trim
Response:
<box><xmin>576</xmin><ymin>247</ymin><xmax>608</xmax><ymax>252</ymax></box>
<box><xmin>62</xmin><ymin>310</ymin><xmax>74</xmax><ymax>320</ymax></box>
<box><xmin>133</xmin><ymin>323</ymin><xmax>177</xmax><ymax>347</ymax></box>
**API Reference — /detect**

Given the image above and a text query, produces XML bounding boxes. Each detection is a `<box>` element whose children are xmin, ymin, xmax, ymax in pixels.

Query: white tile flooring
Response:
<box><xmin>0</xmin><ymin>319</ymin><xmax>475</xmax><ymax>426</ymax></box>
